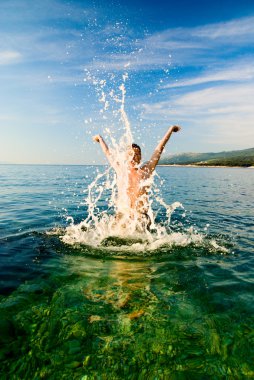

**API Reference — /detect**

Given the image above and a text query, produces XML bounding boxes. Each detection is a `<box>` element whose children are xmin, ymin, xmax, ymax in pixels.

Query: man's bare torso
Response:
<box><xmin>126</xmin><ymin>165</ymin><xmax>151</xmax><ymax>213</ymax></box>
<box><xmin>93</xmin><ymin>125</ymin><xmax>181</xmax><ymax>220</ymax></box>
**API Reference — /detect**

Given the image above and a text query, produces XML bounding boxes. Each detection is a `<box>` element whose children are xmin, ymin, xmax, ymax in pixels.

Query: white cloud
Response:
<box><xmin>141</xmin><ymin>82</ymin><xmax>254</xmax><ymax>148</ymax></box>
<box><xmin>0</xmin><ymin>1</ymin><xmax>96</xmax><ymax>67</ymax></box>
<box><xmin>0</xmin><ymin>0</ymin><xmax>93</xmax><ymax>24</ymax></box>
<box><xmin>0</xmin><ymin>50</ymin><xmax>22</xmax><ymax>65</ymax></box>
<box><xmin>1</xmin><ymin>10</ymin><xmax>253</xmax><ymax>74</ymax></box>
<box><xmin>0</xmin><ymin>29</ymin><xmax>84</xmax><ymax>64</ymax></box>
<box><xmin>163</xmin><ymin>60</ymin><xmax>254</xmax><ymax>88</ymax></box>
<box><xmin>142</xmin><ymin>82</ymin><xmax>254</xmax><ymax>118</ymax></box>
<box><xmin>0</xmin><ymin>114</ymin><xmax>18</xmax><ymax>122</ymax></box>
<box><xmin>86</xmin><ymin>16</ymin><xmax>254</xmax><ymax>72</ymax></box>
<box><xmin>192</xmin><ymin>16</ymin><xmax>254</xmax><ymax>40</ymax></box>
<box><xmin>145</xmin><ymin>15</ymin><xmax>254</xmax><ymax>50</ymax></box>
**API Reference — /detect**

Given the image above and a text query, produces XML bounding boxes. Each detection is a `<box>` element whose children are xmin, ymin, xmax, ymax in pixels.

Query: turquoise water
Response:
<box><xmin>0</xmin><ymin>164</ymin><xmax>254</xmax><ymax>379</ymax></box>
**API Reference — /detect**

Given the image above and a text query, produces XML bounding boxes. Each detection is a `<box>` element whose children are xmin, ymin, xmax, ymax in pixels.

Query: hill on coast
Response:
<box><xmin>159</xmin><ymin>147</ymin><xmax>254</xmax><ymax>167</ymax></box>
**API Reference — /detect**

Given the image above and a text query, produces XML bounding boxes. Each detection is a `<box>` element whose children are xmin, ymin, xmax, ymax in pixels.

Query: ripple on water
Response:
<box><xmin>0</xmin><ymin>165</ymin><xmax>254</xmax><ymax>378</ymax></box>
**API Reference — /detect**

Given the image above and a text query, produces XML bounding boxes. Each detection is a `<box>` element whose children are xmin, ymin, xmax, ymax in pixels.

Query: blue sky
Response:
<box><xmin>1</xmin><ymin>0</ymin><xmax>254</xmax><ymax>164</ymax></box>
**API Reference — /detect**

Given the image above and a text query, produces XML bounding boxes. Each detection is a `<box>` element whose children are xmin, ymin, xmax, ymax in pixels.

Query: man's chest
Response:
<box><xmin>127</xmin><ymin>170</ymin><xmax>142</xmax><ymax>191</ymax></box>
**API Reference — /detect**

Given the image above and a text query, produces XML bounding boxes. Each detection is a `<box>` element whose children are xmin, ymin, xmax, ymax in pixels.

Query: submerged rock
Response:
<box><xmin>127</xmin><ymin>309</ymin><xmax>144</xmax><ymax>320</ymax></box>
<box><xmin>101</xmin><ymin>236</ymin><xmax>144</xmax><ymax>247</ymax></box>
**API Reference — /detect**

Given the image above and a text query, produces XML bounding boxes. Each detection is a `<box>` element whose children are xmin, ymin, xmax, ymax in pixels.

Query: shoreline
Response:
<box><xmin>1</xmin><ymin>163</ymin><xmax>254</xmax><ymax>169</ymax></box>
<box><xmin>158</xmin><ymin>164</ymin><xmax>254</xmax><ymax>168</ymax></box>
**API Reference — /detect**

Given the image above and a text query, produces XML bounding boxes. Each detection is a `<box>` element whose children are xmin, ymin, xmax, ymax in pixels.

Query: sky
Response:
<box><xmin>1</xmin><ymin>0</ymin><xmax>254</xmax><ymax>164</ymax></box>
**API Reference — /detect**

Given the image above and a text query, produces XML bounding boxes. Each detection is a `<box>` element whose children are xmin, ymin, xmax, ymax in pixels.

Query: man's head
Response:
<box><xmin>129</xmin><ymin>143</ymin><xmax>141</xmax><ymax>165</ymax></box>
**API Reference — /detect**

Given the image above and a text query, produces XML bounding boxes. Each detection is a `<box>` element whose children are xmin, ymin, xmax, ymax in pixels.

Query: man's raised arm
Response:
<box><xmin>143</xmin><ymin>125</ymin><xmax>181</xmax><ymax>173</ymax></box>
<box><xmin>93</xmin><ymin>134</ymin><xmax>114</xmax><ymax>166</ymax></box>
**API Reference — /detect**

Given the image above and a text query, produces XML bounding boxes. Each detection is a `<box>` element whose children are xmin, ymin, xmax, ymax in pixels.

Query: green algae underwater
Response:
<box><xmin>1</xmin><ymin>165</ymin><xmax>254</xmax><ymax>379</ymax></box>
<box><xmin>1</xmin><ymin>238</ymin><xmax>253</xmax><ymax>380</ymax></box>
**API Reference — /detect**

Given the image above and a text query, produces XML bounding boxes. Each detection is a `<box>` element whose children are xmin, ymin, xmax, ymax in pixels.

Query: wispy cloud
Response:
<box><xmin>127</xmin><ymin>16</ymin><xmax>254</xmax><ymax>150</ymax></box>
<box><xmin>0</xmin><ymin>29</ymin><xmax>84</xmax><ymax>64</ymax></box>
<box><xmin>1</xmin><ymin>2</ymin><xmax>254</xmax><ymax>161</ymax></box>
<box><xmin>0</xmin><ymin>50</ymin><xmax>22</xmax><ymax>65</ymax></box>
<box><xmin>141</xmin><ymin>82</ymin><xmax>254</xmax><ymax>148</ymax></box>
<box><xmin>0</xmin><ymin>0</ymin><xmax>93</xmax><ymax>24</ymax></box>
<box><xmin>192</xmin><ymin>16</ymin><xmax>254</xmax><ymax>40</ymax></box>
<box><xmin>2</xmin><ymin>5</ymin><xmax>253</xmax><ymax>75</ymax></box>
<box><xmin>0</xmin><ymin>0</ymin><xmax>96</xmax><ymax>68</ymax></box>
<box><xmin>162</xmin><ymin>59</ymin><xmax>254</xmax><ymax>88</ymax></box>
<box><xmin>144</xmin><ymin>15</ymin><xmax>254</xmax><ymax>50</ymax></box>
<box><xmin>83</xmin><ymin>15</ymin><xmax>254</xmax><ymax>72</ymax></box>
<box><xmin>142</xmin><ymin>82</ymin><xmax>254</xmax><ymax>118</ymax></box>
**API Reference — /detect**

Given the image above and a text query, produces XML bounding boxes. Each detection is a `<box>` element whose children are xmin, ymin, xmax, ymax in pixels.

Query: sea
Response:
<box><xmin>0</xmin><ymin>164</ymin><xmax>254</xmax><ymax>379</ymax></box>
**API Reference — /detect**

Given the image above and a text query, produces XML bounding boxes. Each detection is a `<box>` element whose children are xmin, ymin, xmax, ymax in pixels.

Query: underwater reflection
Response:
<box><xmin>1</xmin><ymin>252</ymin><xmax>253</xmax><ymax>379</ymax></box>
<box><xmin>73</xmin><ymin>257</ymin><xmax>155</xmax><ymax>320</ymax></box>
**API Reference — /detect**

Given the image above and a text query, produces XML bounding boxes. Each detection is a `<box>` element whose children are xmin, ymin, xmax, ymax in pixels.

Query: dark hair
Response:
<box><xmin>132</xmin><ymin>143</ymin><xmax>141</xmax><ymax>153</ymax></box>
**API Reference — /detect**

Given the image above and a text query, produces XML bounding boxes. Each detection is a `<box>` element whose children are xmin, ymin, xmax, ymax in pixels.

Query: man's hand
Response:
<box><xmin>92</xmin><ymin>134</ymin><xmax>112</xmax><ymax>165</ymax></box>
<box><xmin>171</xmin><ymin>125</ymin><xmax>181</xmax><ymax>133</ymax></box>
<box><xmin>93</xmin><ymin>134</ymin><xmax>101</xmax><ymax>143</ymax></box>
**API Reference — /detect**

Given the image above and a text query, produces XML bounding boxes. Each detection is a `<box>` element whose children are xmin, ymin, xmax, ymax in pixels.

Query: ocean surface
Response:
<box><xmin>0</xmin><ymin>164</ymin><xmax>254</xmax><ymax>379</ymax></box>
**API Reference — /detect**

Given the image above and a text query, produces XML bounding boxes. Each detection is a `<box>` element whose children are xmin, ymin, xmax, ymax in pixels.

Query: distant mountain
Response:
<box><xmin>159</xmin><ymin>147</ymin><xmax>254</xmax><ymax>167</ymax></box>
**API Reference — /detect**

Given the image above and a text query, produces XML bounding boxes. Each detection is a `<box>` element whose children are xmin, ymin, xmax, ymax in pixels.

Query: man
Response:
<box><xmin>93</xmin><ymin>125</ymin><xmax>181</xmax><ymax>230</ymax></box>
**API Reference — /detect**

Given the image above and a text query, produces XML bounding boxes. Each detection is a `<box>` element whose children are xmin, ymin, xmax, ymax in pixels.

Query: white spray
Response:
<box><xmin>61</xmin><ymin>73</ymin><xmax>203</xmax><ymax>250</ymax></box>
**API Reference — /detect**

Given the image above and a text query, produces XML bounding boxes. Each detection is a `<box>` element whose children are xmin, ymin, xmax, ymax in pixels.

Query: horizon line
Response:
<box><xmin>0</xmin><ymin>163</ymin><xmax>107</xmax><ymax>166</ymax></box>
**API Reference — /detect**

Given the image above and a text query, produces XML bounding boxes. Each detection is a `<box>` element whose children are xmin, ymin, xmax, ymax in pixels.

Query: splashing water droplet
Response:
<box><xmin>60</xmin><ymin>74</ymin><xmax>205</xmax><ymax>252</ymax></box>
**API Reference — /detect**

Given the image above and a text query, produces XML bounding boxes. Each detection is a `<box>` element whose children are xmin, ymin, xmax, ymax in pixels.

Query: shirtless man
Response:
<box><xmin>93</xmin><ymin>125</ymin><xmax>181</xmax><ymax>228</ymax></box>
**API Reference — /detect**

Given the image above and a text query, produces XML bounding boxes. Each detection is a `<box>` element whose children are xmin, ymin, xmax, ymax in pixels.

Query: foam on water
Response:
<box><xmin>59</xmin><ymin>73</ymin><xmax>227</xmax><ymax>253</ymax></box>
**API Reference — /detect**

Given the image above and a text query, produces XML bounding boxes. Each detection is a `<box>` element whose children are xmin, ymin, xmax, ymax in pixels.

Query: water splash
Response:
<box><xmin>59</xmin><ymin>73</ymin><xmax>226</xmax><ymax>253</ymax></box>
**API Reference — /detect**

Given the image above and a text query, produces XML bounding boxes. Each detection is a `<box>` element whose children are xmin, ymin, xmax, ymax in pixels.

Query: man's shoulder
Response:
<box><xmin>140</xmin><ymin>162</ymin><xmax>152</xmax><ymax>175</ymax></box>
<box><xmin>140</xmin><ymin>161</ymin><xmax>149</xmax><ymax>167</ymax></box>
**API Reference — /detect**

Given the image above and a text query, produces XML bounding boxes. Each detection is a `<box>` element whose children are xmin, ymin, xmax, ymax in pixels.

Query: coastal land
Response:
<box><xmin>159</xmin><ymin>147</ymin><xmax>254</xmax><ymax>168</ymax></box>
